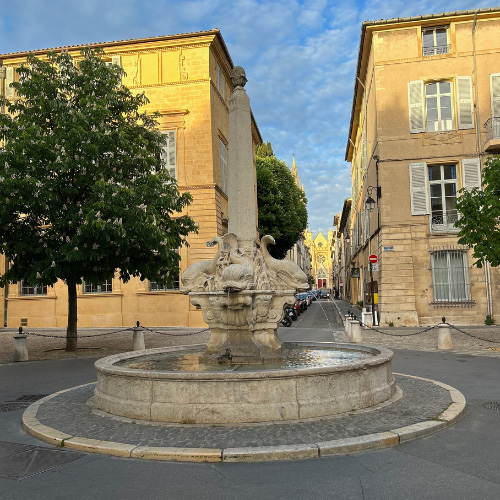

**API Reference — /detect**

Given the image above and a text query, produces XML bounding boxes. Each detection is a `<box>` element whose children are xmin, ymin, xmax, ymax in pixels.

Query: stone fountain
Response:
<box><xmin>93</xmin><ymin>67</ymin><xmax>395</xmax><ymax>424</ymax></box>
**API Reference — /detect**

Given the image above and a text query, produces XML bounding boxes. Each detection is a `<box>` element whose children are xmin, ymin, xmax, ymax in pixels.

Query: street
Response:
<box><xmin>0</xmin><ymin>299</ymin><xmax>499</xmax><ymax>499</ymax></box>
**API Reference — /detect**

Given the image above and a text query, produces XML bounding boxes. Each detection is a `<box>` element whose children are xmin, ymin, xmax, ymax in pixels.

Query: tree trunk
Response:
<box><xmin>65</xmin><ymin>278</ymin><xmax>78</xmax><ymax>352</ymax></box>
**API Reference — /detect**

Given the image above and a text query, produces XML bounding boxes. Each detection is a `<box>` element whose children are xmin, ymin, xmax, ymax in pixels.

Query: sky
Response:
<box><xmin>0</xmin><ymin>0</ymin><xmax>494</xmax><ymax>236</ymax></box>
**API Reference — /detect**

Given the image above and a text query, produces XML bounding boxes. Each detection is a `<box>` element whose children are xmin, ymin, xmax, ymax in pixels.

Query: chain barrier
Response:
<box><xmin>22</xmin><ymin>327</ymin><xmax>135</xmax><ymax>339</ymax></box>
<box><xmin>445</xmin><ymin>322</ymin><xmax>500</xmax><ymax>344</ymax></box>
<box><xmin>360</xmin><ymin>323</ymin><xmax>438</xmax><ymax>337</ymax></box>
<box><xmin>142</xmin><ymin>326</ymin><xmax>210</xmax><ymax>337</ymax></box>
<box><xmin>19</xmin><ymin>325</ymin><xmax>209</xmax><ymax>339</ymax></box>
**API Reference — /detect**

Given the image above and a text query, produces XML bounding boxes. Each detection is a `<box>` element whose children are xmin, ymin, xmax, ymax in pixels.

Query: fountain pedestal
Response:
<box><xmin>190</xmin><ymin>290</ymin><xmax>297</xmax><ymax>362</ymax></box>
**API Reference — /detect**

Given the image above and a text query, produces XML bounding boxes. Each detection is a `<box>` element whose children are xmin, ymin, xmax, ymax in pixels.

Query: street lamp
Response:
<box><xmin>365</xmin><ymin>185</ymin><xmax>382</xmax><ymax>213</ymax></box>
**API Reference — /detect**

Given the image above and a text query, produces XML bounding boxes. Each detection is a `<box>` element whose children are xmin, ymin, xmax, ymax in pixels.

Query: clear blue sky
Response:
<box><xmin>0</xmin><ymin>0</ymin><xmax>493</xmax><ymax>236</ymax></box>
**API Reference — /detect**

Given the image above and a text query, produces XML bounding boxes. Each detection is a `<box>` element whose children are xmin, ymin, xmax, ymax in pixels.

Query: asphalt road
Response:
<box><xmin>1</xmin><ymin>300</ymin><xmax>499</xmax><ymax>500</ymax></box>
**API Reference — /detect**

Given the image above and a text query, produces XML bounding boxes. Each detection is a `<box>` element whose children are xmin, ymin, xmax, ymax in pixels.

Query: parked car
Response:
<box><xmin>294</xmin><ymin>298</ymin><xmax>301</xmax><ymax>316</ymax></box>
<box><xmin>307</xmin><ymin>291</ymin><xmax>316</xmax><ymax>302</ymax></box>
<box><xmin>296</xmin><ymin>293</ymin><xmax>307</xmax><ymax>311</ymax></box>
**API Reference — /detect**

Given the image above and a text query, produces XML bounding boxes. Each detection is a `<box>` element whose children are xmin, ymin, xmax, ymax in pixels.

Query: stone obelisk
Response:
<box><xmin>227</xmin><ymin>66</ymin><xmax>257</xmax><ymax>249</ymax></box>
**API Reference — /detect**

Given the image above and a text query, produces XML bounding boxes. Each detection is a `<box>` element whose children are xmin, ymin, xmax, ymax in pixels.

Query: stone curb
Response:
<box><xmin>22</xmin><ymin>374</ymin><xmax>466</xmax><ymax>463</ymax></box>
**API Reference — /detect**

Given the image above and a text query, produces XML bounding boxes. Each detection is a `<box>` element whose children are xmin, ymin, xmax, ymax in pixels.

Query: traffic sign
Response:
<box><xmin>368</xmin><ymin>254</ymin><xmax>378</xmax><ymax>264</ymax></box>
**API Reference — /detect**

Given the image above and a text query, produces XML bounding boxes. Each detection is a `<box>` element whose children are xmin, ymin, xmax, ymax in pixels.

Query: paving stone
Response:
<box><xmin>29</xmin><ymin>375</ymin><xmax>452</xmax><ymax>450</ymax></box>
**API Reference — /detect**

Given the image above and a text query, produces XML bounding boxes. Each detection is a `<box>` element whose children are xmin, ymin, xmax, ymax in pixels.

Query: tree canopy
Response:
<box><xmin>256</xmin><ymin>146</ymin><xmax>308</xmax><ymax>259</ymax></box>
<box><xmin>0</xmin><ymin>48</ymin><xmax>197</xmax><ymax>350</ymax></box>
<box><xmin>456</xmin><ymin>156</ymin><xmax>500</xmax><ymax>267</ymax></box>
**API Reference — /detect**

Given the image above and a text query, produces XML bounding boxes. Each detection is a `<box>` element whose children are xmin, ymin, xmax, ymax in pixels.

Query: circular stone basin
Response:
<box><xmin>94</xmin><ymin>342</ymin><xmax>395</xmax><ymax>424</ymax></box>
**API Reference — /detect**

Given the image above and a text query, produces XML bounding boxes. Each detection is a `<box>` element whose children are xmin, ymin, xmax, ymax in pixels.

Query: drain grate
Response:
<box><xmin>0</xmin><ymin>395</ymin><xmax>49</xmax><ymax>413</ymax></box>
<box><xmin>0</xmin><ymin>442</ymin><xmax>85</xmax><ymax>479</ymax></box>
<box><xmin>482</xmin><ymin>402</ymin><xmax>500</xmax><ymax>410</ymax></box>
<box><xmin>15</xmin><ymin>395</ymin><xmax>49</xmax><ymax>403</ymax></box>
<box><xmin>0</xmin><ymin>403</ymin><xmax>30</xmax><ymax>413</ymax></box>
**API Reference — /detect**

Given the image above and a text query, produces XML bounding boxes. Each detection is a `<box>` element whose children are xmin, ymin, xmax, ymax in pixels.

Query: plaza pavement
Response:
<box><xmin>0</xmin><ymin>299</ymin><xmax>499</xmax><ymax>499</ymax></box>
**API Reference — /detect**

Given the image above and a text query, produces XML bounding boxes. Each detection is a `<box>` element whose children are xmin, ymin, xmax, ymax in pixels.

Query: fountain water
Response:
<box><xmin>93</xmin><ymin>66</ymin><xmax>395</xmax><ymax>424</ymax></box>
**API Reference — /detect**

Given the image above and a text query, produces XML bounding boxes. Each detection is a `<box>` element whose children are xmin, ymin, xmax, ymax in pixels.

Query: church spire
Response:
<box><xmin>291</xmin><ymin>155</ymin><xmax>300</xmax><ymax>188</ymax></box>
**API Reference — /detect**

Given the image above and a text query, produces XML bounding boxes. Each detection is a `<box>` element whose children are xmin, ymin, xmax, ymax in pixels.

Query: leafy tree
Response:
<box><xmin>256</xmin><ymin>147</ymin><xmax>308</xmax><ymax>259</ymax></box>
<box><xmin>456</xmin><ymin>156</ymin><xmax>500</xmax><ymax>267</ymax></box>
<box><xmin>256</xmin><ymin>141</ymin><xmax>273</xmax><ymax>157</ymax></box>
<box><xmin>0</xmin><ymin>48</ymin><xmax>197</xmax><ymax>351</ymax></box>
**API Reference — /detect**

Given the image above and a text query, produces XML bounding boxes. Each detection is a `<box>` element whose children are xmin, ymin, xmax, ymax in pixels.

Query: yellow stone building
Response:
<box><xmin>0</xmin><ymin>29</ymin><xmax>262</xmax><ymax>328</ymax></box>
<box><xmin>344</xmin><ymin>9</ymin><xmax>500</xmax><ymax>325</ymax></box>
<box><xmin>304</xmin><ymin>229</ymin><xmax>334</xmax><ymax>290</ymax></box>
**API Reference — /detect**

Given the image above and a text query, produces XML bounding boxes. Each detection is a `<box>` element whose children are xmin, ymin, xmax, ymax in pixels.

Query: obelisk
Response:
<box><xmin>227</xmin><ymin>66</ymin><xmax>257</xmax><ymax>249</ymax></box>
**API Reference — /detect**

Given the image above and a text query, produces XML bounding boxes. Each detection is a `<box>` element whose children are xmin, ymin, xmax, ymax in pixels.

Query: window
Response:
<box><xmin>219</xmin><ymin>139</ymin><xmax>227</xmax><ymax>194</ymax></box>
<box><xmin>428</xmin><ymin>164</ymin><xmax>458</xmax><ymax>232</ymax></box>
<box><xmin>5</xmin><ymin>66</ymin><xmax>15</xmax><ymax>98</ymax></box>
<box><xmin>216</xmin><ymin>64</ymin><xmax>226</xmax><ymax>100</ymax></box>
<box><xmin>431</xmin><ymin>250</ymin><xmax>471</xmax><ymax>303</ymax></box>
<box><xmin>408</xmin><ymin>77</ymin><xmax>473</xmax><ymax>133</ymax></box>
<box><xmin>150</xmin><ymin>270</ymin><xmax>179</xmax><ymax>291</ymax></box>
<box><xmin>84</xmin><ymin>280</ymin><xmax>112</xmax><ymax>294</ymax></box>
<box><xmin>160</xmin><ymin>130</ymin><xmax>177</xmax><ymax>179</ymax></box>
<box><xmin>425</xmin><ymin>81</ymin><xmax>453</xmax><ymax>132</ymax></box>
<box><xmin>409</xmin><ymin>158</ymin><xmax>481</xmax><ymax>222</ymax></box>
<box><xmin>422</xmin><ymin>26</ymin><xmax>450</xmax><ymax>56</ymax></box>
<box><xmin>20</xmin><ymin>281</ymin><xmax>47</xmax><ymax>296</ymax></box>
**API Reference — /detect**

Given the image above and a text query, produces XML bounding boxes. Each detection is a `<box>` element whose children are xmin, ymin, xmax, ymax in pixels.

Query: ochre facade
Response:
<box><xmin>344</xmin><ymin>9</ymin><xmax>500</xmax><ymax>325</ymax></box>
<box><xmin>0</xmin><ymin>30</ymin><xmax>261</xmax><ymax>328</ymax></box>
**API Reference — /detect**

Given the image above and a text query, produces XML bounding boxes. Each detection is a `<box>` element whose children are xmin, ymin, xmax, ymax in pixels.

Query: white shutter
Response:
<box><xmin>111</xmin><ymin>55</ymin><xmax>121</xmax><ymax>67</ymax></box>
<box><xmin>409</xmin><ymin>162</ymin><xmax>429</xmax><ymax>215</ymax></box>
<box><xmin>461</xmin><ymin>158</ymin><xmax>481</xmax><ymax>191</ymax></box>
<box><xmin>5</xmin><ymin>66</ymin><xmax>14</xmax><ymax>98</ymax></box>
<box><xmin>456</xmin><ymin>76</ymin><xmax>474</xmax><ymax>130</ymax></box>
<box><xmin>408</xmin><ymin>80</ymin><xmax>425</xmax><ymax>133</ymax></box>
<box><xmin>161</xmin><ymin>130</ymin><xmax>177</xmax><ymax>179</ymax></box>
<box><xmin>490</xmin><ymin>73</ymin><xmax>500</xmax><ymax>118</ymax></box>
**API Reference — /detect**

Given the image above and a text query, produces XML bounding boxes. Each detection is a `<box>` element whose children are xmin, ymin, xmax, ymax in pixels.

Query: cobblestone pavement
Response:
<box><xmin>34</xmin><ymin>375</ymin><xmax>450</xmax><ymax>449</ymax></box>
<box><xmin>0</xmin><ymin>327</ymin><xmax>210</xmax><ymax>365</ymax></box>
<box><xmin>333</xmin><ymin>300</ymin><xmax>500</xmax><ymax>357</ymax></box>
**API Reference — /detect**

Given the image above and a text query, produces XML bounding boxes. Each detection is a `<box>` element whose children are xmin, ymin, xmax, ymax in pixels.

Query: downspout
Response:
<box><xmin>0</xmin><ymin>66</ymin><xmax>7</xmax><ymax>326</ymax></box>
<box><xmin>473</xmin><ymin>12</ymin><xmax>493</xmax><ymax>317</ymax></box>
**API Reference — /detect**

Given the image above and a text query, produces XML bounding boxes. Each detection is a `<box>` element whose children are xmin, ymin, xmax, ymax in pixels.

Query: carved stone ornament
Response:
<box><xmin>230</xmin><ymin>66</ymin><xmax>247</xmax><ymax>88</ymax></box>
<box><xmin>181</xmin><ymin>233</ymin><xmax>309</xmax><ymax>362</ymax></box>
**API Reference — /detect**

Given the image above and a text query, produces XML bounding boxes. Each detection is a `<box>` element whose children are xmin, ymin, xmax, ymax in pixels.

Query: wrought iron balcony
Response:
<box><xmin>484</xmin><ymin>117</ymin><xmax>500</xmax><ymax>151</ymax></box>
<box><xmin>430</xmin><ymin>212</ymin><xmax>459</xmax><ymax>233</ymax></box>
<box><xmin>423</xmin><ymin>44</ymin><xmax>451</xmax><ymax>56</ymax></box>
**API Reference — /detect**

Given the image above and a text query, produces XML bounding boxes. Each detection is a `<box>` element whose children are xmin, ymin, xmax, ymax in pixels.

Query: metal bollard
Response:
<box><xmin>132</xmin><ymin>322</ymin><xmax>145</xmax><ymax>351</ymax></box>
<box><xmin>350</xmin><ymin>320</ymin><xmax>363</xmax><ymax>343</ymax></box>
<box><xmin>14</xmin><ymin>327</ymin><xmax>29</xmax><ymax>362</ymax></box>
<box><xmin>437</xmin><ymin>323</ymin><xmax>452</xmax><ymax>350</ymax></box>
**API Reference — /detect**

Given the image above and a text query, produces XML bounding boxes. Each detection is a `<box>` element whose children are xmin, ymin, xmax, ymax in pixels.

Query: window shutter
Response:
<box><xmin>456</xmin><ymin>76</ymin><xmax>474</xmax><ymax>130</ymax></box>
<box><xmin>161</xmin><ymin>130</ymin><xmax>177</xmax><ymax>179</ymax></box>
<box><xmin>408</xmin><ymin>80</ymin><xmax>425</xmax><ymax>133</ymax></box>
<box><xmin>490</xmin><ymin>73</ymin><xmax>500</xmax><ymax>117</ymax></box>
<box><xmin>111</xmin><ymin>55</ymin><xmax>121</xmax><ymax>67</ymax></box>
<box><xmin>461</xmin><ymin>158</ymin><xmax>481</xmax><ymax>191</ymax></box>
<box><xmin>5</xmin><ymin>66</ymin><xmax>14</xmax><ymax>98</ymax></box>
<box><xmin>409</xmin><ymin>162</ymin><xmax>429</xmax><ymax>215</ymax></box>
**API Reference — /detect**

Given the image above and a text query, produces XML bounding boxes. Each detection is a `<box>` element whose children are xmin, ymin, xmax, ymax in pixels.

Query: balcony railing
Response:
<box><xmin>423</xmin><ymin>44</ymin><xmax>451</xmax><ymax>56</ymax></box>
<box><xmin>430</xmin><ymin>212</ymin><xmax>459</xmax><ymax>233</ymax></box>
<box><xmin>484</xmin><ymin>117</ymin><xmax>500</xmax><ymax>143</ymax></box>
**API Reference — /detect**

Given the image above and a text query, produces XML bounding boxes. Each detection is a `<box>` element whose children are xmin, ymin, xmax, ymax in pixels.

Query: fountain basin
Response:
<box><xmin>93</xmin><ymin>342</ymin><xmax>395</xmax><ymax>424</ymax></box>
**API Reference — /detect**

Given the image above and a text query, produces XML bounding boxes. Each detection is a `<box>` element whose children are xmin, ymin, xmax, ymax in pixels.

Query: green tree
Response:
<box><xmin>455</xmin><ymin>156</ymin><xmax>500</xmax><ymax>267</ymax></box>
<box><xmin>256</xmin><ymin>141</ymin><xmax>273</xmax><ymax>157</ymax></box>
<box><xmin>256</xmin><ymin>147</ymin><xmax>308</xmax><ymax>259</ymax></box>
<box><xmin>0</xmin><ymin>48</ymin><xmax>197</xmax><ymax>351</ymax></box>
